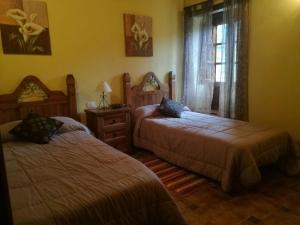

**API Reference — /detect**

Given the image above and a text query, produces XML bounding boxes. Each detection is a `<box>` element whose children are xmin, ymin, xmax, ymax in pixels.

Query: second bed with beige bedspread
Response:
<box><xmin>133</xmin><ymin>105</ymin><xmax>300</xmax><ymax>192</ymax></box>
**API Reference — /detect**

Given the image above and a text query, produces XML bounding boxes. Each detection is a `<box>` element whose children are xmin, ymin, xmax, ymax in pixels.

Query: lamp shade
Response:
<box><xmin>103</xmin><ymin>81</ymin><xmax>112</xmax><ymax>93</ymax></box>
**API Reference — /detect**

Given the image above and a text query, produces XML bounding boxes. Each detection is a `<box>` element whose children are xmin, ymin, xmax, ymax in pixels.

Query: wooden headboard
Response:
<box><xmin>0</xmin><ymin>74</ymin><xmax>77</xmax><ymax>124</ymax></box>
<box><xmin>123</xmin><ymin>71</ymin><xmax>176</xmax><ymax>111</ymax></box>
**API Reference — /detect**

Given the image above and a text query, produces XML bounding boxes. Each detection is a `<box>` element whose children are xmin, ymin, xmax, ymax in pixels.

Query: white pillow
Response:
<box><xmin>53</xmin><ymin>117</ymin><xmax>91</xmax><ymax>134</ymax></box>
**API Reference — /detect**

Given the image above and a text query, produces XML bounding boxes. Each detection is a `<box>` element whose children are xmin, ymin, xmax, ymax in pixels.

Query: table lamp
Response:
<box><xmin>98</xmin><ymin>81</ymin><xmax>112</xmax><ymax>109</ymax></box>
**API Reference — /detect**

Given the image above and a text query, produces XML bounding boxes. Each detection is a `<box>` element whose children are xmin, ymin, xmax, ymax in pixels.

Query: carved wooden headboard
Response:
<box><xmin>0</xmin><ymin>74</ymin><xmax>77</xmax><ymax>124</ymax></box>
<box><xmin>123</xmin><ymin>71</ymin><xmax>175</xmax><ymax>111</ymax></box>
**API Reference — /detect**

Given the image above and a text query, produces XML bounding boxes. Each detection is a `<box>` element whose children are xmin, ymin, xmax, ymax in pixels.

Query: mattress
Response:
<box><xmin>2</xmin><ymin>122</ymin><xmax>186</xmax><ymax>225</ymax></box>
<box><xmin>133</xmin><ymin>105</ymin><xmax>300</xmax><ymax>192</ymax></box>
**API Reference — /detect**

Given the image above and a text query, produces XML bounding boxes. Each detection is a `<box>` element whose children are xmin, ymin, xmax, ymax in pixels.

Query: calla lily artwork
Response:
<box><xmin>0</xmin><ymin>0</ymin><xmax>51</xmax><ymax>55</ymax></box>
<box><xmin>124</xmin><ymin>14</ymin><xmax>153</xmax><ymax>57</ymax></box>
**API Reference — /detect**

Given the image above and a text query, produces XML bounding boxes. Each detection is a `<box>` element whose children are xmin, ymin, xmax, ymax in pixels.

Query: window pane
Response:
<box><xmin>216</xmin><ymin>24</ymin><xmax>224</xmax><ymax>43</ymax></box>
<box><xmin>216</xmin><ymin>64</ymin><xmax>225</xmax><ymax>82</ymax></box>
<box><xmin>216</xmin><ymin>45</ymin><xmax>225</xmax><ymax>63</ymax></box>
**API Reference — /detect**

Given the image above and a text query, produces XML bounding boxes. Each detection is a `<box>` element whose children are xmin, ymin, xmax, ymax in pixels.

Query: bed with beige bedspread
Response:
<box><xmin>1</xmin><ymin>118</ymin><xmax>186</xmax><ymax>225</ymax></box>
<box><xmin>133</xmin><ymin>105</ymin><xmax>300</xmax><ymax>192</ymax></box>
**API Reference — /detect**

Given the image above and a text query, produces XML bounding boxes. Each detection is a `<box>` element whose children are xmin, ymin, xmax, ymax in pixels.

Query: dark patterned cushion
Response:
<box><xmin>9</xmin><ymin>113</ymin><xmax>63</xmax><ymax>144</ymax></box>
<box><xmin>158</xmin><ymin>97</ymin><xmax>184</xmax><ymax>118</ymax></box>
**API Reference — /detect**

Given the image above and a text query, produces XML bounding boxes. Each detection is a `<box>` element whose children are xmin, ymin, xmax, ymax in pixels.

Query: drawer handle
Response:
<box><xmin>111</xmin><ymin>119</ymin><xmax>117</xmax><ymax>124</ymax></box>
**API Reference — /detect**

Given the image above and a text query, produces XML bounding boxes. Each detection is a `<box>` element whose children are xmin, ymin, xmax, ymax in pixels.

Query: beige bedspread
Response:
<box><xmin>3</xmin><ymin>130</ymin><xmax>186</xmax><ymax>225</ymax></box>
<box><xmin>133</xmin><ymin>105</ymin><xmax>300</xmax><ymax>192</ymax></box>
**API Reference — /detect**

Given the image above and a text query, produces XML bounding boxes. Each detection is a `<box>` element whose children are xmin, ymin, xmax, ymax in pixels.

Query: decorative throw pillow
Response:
<box><xmin>158</xmin><ymin>97</ymin><xmax>184</xmax><ymax>118</ymax></box>
<box><xmin>9</xmin><ymin>113</ymin><xmax>63</xmax><ymax>144</ymax></box>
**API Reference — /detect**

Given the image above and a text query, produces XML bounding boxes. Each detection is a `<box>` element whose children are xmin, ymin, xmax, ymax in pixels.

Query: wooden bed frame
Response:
<box><xmin>0</xmin><ymin>74</ymin><xmax>77</xmax><ymax>225</ymax></box>
<box><xmin>123</xmin><ymin>71</ymin><xmax>176</xmax><ymax>111</ymax></box>
<box><xmin>0</xmin><ymin>74</ymin><xmax>77</xmax><ymax>125</ymax></box>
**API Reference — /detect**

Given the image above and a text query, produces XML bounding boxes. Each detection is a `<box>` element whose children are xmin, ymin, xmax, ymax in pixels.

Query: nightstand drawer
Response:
<box><xmin>103</xmin><ymin>113</ymin><xmax>126</xmax><ymax>126</ymax></box>
<box><xmin>104</xmin><ymin>129</ymin><xmax>126</xmax><ymax>139</ymax></box>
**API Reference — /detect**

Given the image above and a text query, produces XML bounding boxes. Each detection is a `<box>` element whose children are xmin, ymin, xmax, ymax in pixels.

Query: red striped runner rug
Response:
<box><xmin>135</xmin><ymin>154</ymin><xmax>209</xmax><ymax>196</ymax></box>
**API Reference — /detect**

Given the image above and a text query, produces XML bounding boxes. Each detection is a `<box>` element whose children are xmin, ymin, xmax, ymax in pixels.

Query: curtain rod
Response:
<box><xmin>184</xmin><ymin>2</ymin><xmax>224</xmax><ymax>15</ymax></box>
<box><xmin>185</xmin><ymin>0</ymin><xmax>224</xmax><ymax>7</ymax></box>
<box><xmin>184</xmin><ymin>1</ymin><xmax>224</xmax><ymax>12</ymax></box>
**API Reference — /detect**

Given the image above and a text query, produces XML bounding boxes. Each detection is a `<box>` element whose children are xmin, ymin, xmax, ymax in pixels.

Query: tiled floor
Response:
<box><xmin>170</xmin><ymin>167</ymin><xmax>300</xmax><ymax>225</ymax></box>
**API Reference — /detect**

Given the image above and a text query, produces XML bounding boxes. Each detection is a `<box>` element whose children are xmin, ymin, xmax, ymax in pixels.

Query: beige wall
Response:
<box><xmin>184</xmin><ymin>0</ymin><xmax>300</xmax><ymax>140</ymax></box>
<box><xmin>0</xmin><ymin>0</ymin><xmax>184</xmax><ymax>118</ymax></box>
<box><xmin>249</xmin><ymin>0</ymin><xmax>300</xmax><ymax>140</ymax></box>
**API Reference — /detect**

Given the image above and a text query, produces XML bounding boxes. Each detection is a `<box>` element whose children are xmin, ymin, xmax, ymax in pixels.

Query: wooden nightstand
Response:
<box><xmin>85</xmin><ymin>107</ymin><xmax>131</xmax><ymax>154</ymax></box>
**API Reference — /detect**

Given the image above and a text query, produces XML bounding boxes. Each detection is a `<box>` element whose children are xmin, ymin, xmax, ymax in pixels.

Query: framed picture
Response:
<box><xmin>0</xmin><ymin>0</ymin><xmax>51</xmax><ymax>55</ymax></box>
<box><xmin>123</xmin><ymin>14</ymin><xmax>153</xmax><ymax>57</ymax></box>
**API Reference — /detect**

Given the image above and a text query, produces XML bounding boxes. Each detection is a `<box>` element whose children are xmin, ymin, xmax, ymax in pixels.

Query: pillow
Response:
<box><xmin>134</xmin><ymin>104</ymin><xmax>161</xmax><ymax>121</ymax></box>
<box><xmin>183</xmin><ymin>106</ymin><xmax>191</xmax><ymax>111</ymax></box>
<box><xmin>158</xmin><ymin>97</ymin><xmax>184</xmax><ymax>118</ymax></box>
<box><xmin>9</xmin><ymin>113</ymin><xmax>63</xmax><ymax>144</ymax></box>
<box><xmin>52</xmin><ymin>116</ymin><xmax>91</xmax><ymax>134</ymax></box>
<box><xmin>0</xmin><ymin>120</ymin><xmax>21</xmax><ymax>143</ymax></box>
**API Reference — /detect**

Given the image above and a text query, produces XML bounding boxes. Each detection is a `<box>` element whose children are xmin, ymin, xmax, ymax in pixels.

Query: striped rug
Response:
<box><xmin>135</xmin><ymin>153</ymin><xmax>209</xmax><ymax>196</ymax></box>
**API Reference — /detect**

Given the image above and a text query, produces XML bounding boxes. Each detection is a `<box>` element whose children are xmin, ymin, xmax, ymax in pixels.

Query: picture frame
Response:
<box><xmin>0</xmin><ymin>0</ymin><xmax>52</xmax><ymax>55</ymax></box>
<box><xmin>123</xmin><ymin>14</ymin><xmax>153</xmax><ymax>57</ymax></box>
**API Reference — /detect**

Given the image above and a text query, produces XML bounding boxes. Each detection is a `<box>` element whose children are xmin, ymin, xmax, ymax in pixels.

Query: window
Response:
<box><xmin>213</xmin><ymin>22</ymin><xmax>238</xmax><ymax>83</ymax></box>
<box><xmin>213</xmin><ymin>24</ymin><xmax>225</xmax><ymax>82</ymax></box>
<box><xmin>211</xmin><ymin>18</ymin><xmax>238</xmax><ymax>112</ymax></box>
<box><xmin>184</xmin><ymin>1</ymin><xmax>248</xmax><ymax>119</ymax></box>
<box><xmin>211</xmin><ymin>9</ymin><xmax>225</xmax><ymax>112</ymax></box>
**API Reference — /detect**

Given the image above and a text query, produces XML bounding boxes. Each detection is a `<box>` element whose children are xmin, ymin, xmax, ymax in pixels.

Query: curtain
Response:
<box><xmin>219</xmin><ymin>0</ymin><xmax>249</xmax><ymax>120</ymax></box>
<box><xmin>183</xmin><ymin>0</ymin><xmax>215</xmax><ymax>113</ymax></box>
